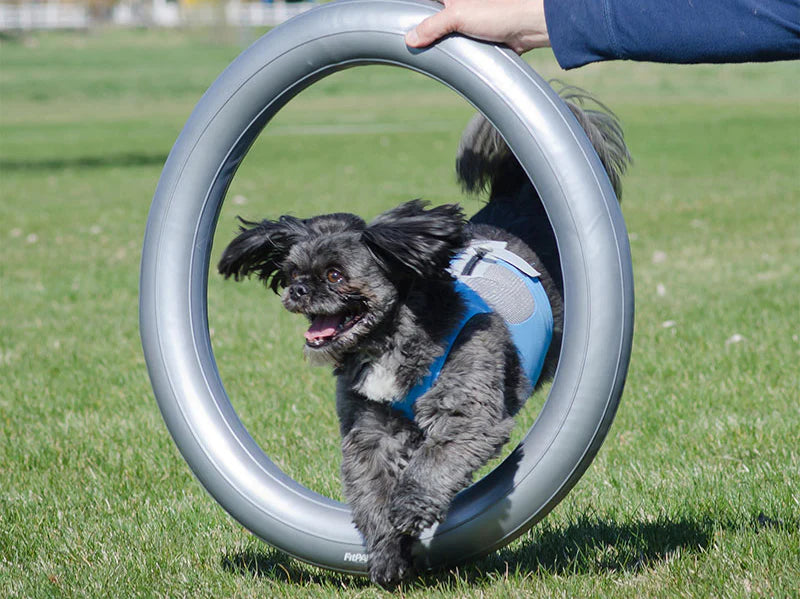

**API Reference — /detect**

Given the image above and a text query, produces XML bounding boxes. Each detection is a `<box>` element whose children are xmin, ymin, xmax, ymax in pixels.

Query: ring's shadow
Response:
<box><xmin>221</xmin><ymin>510</ymin><xmax>788</xmax><ymax>586</ymax></box>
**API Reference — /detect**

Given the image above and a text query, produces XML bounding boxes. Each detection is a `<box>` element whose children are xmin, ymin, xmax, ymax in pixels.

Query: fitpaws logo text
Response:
<box><xmin>343</xmin><ymin>552</ymin><xmax>369</xmax><ymax>564</ymax></box>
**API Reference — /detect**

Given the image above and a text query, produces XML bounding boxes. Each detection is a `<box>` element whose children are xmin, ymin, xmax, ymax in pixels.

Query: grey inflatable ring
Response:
<box><xmin>140</xmin><ymin>0</ymin><xmax>634</xmax><ymax>575</ymax></box>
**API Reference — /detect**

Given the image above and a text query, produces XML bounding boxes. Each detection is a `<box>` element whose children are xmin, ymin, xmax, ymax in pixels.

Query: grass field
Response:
<box><xmin>1</xmin><ymin>26</ymin><xmax>799</xmax><ymax>598</ymax></box>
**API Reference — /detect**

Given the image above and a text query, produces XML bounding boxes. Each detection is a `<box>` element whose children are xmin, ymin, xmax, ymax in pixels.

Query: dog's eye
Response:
<box><xmin>289</xmin><ymin>270</ymin><xmax>300</xmax><ymax>281</ymax></box>
<box><xmin>326</xmin><ymin>268</ymin><xmax>344</xmax><ymax>284</ymax></box>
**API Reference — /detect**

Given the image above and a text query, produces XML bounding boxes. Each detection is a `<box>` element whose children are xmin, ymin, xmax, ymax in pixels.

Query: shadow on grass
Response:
<box><xmin>220</xmin><ymin>511</ymin><xmax>794</xmax><ymax>587</ymax></box>
<box><xmin>221</xmin><ymin>549</ymin><xmax>372</xmax><ymax>589</ymax></box>
<box><xmin>0</xmin><ymin>152</ymin><xmax>168</xmax><ymax>172</ymax></box>
<box><xmin>482</xmin><ymin>515</ymin><xmax>711</xmax><ymax>576</ymax></box>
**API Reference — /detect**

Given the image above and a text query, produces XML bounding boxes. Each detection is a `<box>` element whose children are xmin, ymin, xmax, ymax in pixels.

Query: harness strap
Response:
<box><xmin>390</xmin><ymin>281</ymin><xmax>491</xmax><ymax>420</ymax></box>
<box><xmin>455</xmin><ymin>240</ymin><xmax>542</xmax><ymax>279</ymax></box>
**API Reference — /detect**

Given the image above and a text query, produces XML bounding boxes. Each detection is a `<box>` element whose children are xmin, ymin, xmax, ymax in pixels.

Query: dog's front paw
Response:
<box><xmin>389</xmin><ymin>477</ymin><xmax>447</xmax><ymax>535</ymax></box>
<box><xmin>368</xmin><ymin>537</ymin><xmax>413</xmax><ymax>587</ymax></box>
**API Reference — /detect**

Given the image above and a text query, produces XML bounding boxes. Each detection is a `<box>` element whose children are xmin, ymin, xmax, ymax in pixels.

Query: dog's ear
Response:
<box><xmin>217</xmin><ymin>216</ymin><xmax>308</xmax><ymax>293</ymax></box>
<box><xmin>362</xmin><ymin>200</ymin><xmax>468</xmax><ymax>280</ymax></box>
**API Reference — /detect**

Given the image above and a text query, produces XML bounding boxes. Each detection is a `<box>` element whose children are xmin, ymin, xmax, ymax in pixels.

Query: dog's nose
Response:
<box><xmin>289</xmin><ymin>283</ymin><xmax>309</xmax><ymax>300</ymax></box>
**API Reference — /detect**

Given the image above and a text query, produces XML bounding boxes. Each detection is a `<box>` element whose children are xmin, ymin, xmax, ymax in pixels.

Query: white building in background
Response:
<box><xmin>224</xmin><ymin>0</ymin><xmax>315</xmax><ymax>27</ymax></box>
<box><xmin>0</xmin><ymin>1</ymin><xmax>90</xmax><ymax>30</ymax></box>
<box><xmin>0</xmin><ymin>0</ymin><xmax>317</xmax><ymax>30</ymax></box>
<box><xmin>111</xmin><ymin>0</ymin><xmax>181</xmax><ymax>27</ymax></box>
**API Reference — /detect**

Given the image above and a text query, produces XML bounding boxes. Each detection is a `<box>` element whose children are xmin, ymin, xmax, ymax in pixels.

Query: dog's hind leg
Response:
<box><xmin>340</xmin><ymin>403</ymin><xmax>422</xmax><ymax>586</ymax></box>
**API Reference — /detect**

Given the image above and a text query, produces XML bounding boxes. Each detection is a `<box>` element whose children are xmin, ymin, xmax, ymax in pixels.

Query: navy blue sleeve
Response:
<box><xmin>544</xmin><ymin>0</ymin><xmax>800</xmax><ymax>69</ymax></box>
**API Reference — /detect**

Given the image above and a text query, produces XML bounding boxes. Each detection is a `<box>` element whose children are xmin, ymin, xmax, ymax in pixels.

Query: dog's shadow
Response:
<box><xmin>220</xmin><ymin>511</ymin><xmax>788</xmax><ymax>587</ymax></box>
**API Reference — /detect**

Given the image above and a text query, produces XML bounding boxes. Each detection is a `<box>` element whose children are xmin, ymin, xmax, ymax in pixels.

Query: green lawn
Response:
<box><xmin>1</xmin><ymin>26</ymin><xmax>798</xmax><ymax>598</ymax></box>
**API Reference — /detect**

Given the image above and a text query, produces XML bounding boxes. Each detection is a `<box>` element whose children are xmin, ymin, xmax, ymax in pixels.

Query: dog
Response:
<box><xmin>217</xmin><ymin>87</ymin><xmax>629</xmax><ymax>585</ymax></box>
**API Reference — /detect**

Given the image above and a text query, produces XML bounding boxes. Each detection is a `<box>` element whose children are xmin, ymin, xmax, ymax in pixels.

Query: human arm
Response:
<box><xmin>545</xmin><ymin>0</ymin><xmax>800</xmax><ymax>69</ymax></box>
<box><xmin>405</xmin><ymin>0</ymin><xmax>800</xmax><ymax>69</ymax></box>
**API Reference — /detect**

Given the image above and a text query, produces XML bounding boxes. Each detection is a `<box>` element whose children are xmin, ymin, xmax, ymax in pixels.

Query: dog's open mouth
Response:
<box><xmin>304</xmin><ymin>311</ymin><xmax>364</xmax><ymax>348</ymax></box>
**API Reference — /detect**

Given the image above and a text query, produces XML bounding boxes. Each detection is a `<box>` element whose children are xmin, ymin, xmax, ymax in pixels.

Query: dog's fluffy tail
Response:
<box><xmin>456</xmin><ymin>84</ymin><xmax>631</xmax><ymax>199</ymax></box>
<box><xmin>461</xmin><ymin>85</ymin><xmax>631</xmax><ymax>301</ymax></box>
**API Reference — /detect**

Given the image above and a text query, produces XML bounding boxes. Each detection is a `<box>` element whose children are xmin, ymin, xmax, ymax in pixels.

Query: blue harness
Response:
<box><xmin>391</xmin><ymin>241</ymin><xmax>554</xmax><ymax>420</ymax></box>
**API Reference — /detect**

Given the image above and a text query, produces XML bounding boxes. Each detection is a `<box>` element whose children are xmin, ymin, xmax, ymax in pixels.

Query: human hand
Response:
<box><xmin>404</xmin><ymin>0</ymin><xmax>550</xmax><ymax>54</ymax></box>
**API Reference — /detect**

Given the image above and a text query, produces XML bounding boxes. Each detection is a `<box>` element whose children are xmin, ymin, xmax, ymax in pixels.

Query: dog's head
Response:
<box><xmin>218</xmin><ymin>200</ymin><xmax>468</xmax><ymax>364</ymax></box>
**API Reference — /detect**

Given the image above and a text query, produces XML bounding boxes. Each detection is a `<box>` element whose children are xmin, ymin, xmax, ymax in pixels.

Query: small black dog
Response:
<box><xmin>218</xmin><ymin>89</ymin><xmax>629</xmax><ymax>585</ymax></box>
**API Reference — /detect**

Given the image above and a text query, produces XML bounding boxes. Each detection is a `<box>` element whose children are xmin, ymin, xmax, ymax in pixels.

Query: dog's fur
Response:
<box><xmin>218</xmin><ymin>88</ymin><xmax>629</xmax><ymax>585</ymax></box>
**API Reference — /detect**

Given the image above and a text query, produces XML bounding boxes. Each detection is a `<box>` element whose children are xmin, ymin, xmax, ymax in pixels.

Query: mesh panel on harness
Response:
<box><xmin>390</xmin><ymin>241</ymin><xmax>554</xmax><ymax>420</ymax></box>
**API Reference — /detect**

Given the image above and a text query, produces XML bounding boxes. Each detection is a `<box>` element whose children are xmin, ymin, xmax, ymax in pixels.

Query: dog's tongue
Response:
<box><xmin>305</xmin><ymin>314</ymin><xmax>343</xmax><ymax>342</ymax></box>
